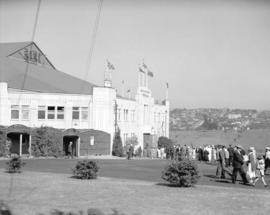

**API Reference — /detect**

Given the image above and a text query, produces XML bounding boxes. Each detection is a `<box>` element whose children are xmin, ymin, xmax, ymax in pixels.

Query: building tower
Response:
<box><xmin>104</xmin><ymin>60</ymin><xmax>114</xmax><ymax>88</ymax></box>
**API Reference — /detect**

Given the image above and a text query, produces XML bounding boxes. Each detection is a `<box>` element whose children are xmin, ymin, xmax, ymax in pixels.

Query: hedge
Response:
<box><xmin>31</xmin><ymin>126</ymin><xmax>63</xmax><ymax>157</ymax></box>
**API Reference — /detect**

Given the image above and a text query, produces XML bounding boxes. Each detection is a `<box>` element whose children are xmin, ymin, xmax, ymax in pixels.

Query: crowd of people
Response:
<box><xmin>131</xmin><ymin>143</ymin><xmax>270</xmax><ymax>188</ymax></box>
<box><xmin>214</xmin><ymin>145</ymin><xmax>270</xmax><ymax>187</ymax></box>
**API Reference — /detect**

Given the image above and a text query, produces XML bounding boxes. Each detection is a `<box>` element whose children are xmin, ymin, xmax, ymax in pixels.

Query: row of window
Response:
<box><xmin>116</xmin><ymin>108</ymin><xmax>166</xmax><ymax>124</ymax></box>
<box><xmin>11</xmin><ymin>105</ymin><xmax>89</xmax><ymax>121</ymax></box>
<box><xmin>117</xmin><ymin>109</ymin><xmax>136</xmax><ymax>122</ymax></box>
<box><xmin>123</xmin><ymin>132</ymin><xmax>136</xmax><ymax>144</ymax></box>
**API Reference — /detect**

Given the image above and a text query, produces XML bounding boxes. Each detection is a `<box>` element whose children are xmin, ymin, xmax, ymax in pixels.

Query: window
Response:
<box><xmin>124</xmin><ymin>109</ymin><xmax>128</xmax><ymax>121</ymax></box>
<box><xmin>38</xmin><ymin>106</ymin><xmax>46</xmax><ymax>119</ymax></box>
<box><xmin>81</xmin><ymin>107</ymin><xmax>88</xmax><ymax>120</ymax></box>
<box><xmin>57</xmin><ymin>106</ymin><xmax>64</xmax><ymax>119</ymax></box>
<box><xmin>117</xmin><ymin>109</ymin><xmax>121</xmax><ymax>121</ymax></box>
<box><xmin>72</xmin><ymin>107</ymin><xmax>79</xmax><ymax>120</ymax></box>
<box><xmin>47</xmin><ymin>106</ymin><xmax>55</xmax><ymax>119</ymax></box>
<box><xmin>90</xmin><ymin>136</ymin><xmax>95</xmax><ymax>146</ymax></box>
<box><xmin>131</xmin><ymin>110</ymin><xmax>135</xmax><ymax>121</ymax></box>
<box><xmin>11</xmin><ymin>105</ymin><xmax>19</xmax><ymax>119</ymax></box>
<box><xmin>21</xmin><ymin>105</ymin><xmax>30</xmax><ymax>120</ymax></box>
<box><xmin>123</xmin><ymin>133</ymin><xmax>128</xmax><ymax>145</ymax></box>
<box><xmin>144</xmin><ymin>105</ymin><xmax>149</xmax><ymax>123</ymax></box>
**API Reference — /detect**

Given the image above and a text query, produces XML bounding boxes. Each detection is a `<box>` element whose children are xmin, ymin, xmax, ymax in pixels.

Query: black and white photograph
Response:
<box><xmin>0</xmin><ymin>0</ymin><xmax>270</xmax><ymax>214</ymax></box>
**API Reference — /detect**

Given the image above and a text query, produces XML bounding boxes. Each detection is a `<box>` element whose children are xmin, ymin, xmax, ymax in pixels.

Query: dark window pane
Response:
<box><xmin>38</xmin><ymin>111</ymin><xmax>45</xmax><ymax>119</ymax></box>
<box><xmin>72</xmin><ymin>112</ymin><xmax>79</xmax><ymax>120</ymax></box>
<box><xmin>11</xmin><ymin>110</ymin><xmax>19</xmax><ymax>119</ymax></box>
<box><xmin>48</xmin><ymin>114</ymin><xmax>55</xmax><ymax>119</ymax></box>
<box><xmin>57</xmin><ymin>114</ymin><xmax>64</xmax><ymax>119</ymax></box>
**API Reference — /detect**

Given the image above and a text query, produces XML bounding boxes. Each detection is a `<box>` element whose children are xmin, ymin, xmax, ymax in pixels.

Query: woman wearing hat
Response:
<box><xmin>247</xmin><ymin>147</ymin><xmax>257</xmax><ymax>183</ymax></box>
<box><xmin>252</xmin><ymin>155</ymin><xmax>268</xmax><ymax>188</ymax></box>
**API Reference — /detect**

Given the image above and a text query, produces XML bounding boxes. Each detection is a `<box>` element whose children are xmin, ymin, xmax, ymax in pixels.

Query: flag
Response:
<box><xmin>139</xmin><ymin>67</ymin><xmax>145</xmax><ymax>73</ymax></box>
<box><xmin>166</xmin><ymin>82</ymin><xmax>169</xmax><ymax>88</ymax></box>
<box><xmin>106</xmin><ymin>60</ymin><xmax>115</xmax><ymax>70</ymax></box>
<box><xmin>147</xmin><ymin>70</ymin><xmax>154</xmax><ymax>77</ymax></box>
<box><xmin>142</xmin><ymin>62</ymin><xmax>148</xmax><ymax>69</ymax></box>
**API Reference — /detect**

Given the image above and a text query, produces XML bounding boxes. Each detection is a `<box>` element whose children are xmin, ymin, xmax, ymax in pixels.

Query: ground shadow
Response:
<box><xmin>156</xmin><ymin>182</ymin><xmax>196</xmax><ymax>188</ymax></box>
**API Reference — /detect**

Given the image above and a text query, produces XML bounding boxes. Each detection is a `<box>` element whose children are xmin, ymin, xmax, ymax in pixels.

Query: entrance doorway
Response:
<box><xmin>63</xmin><ymin>136</ymin><xmax>78</xmax><ymax>157</ymax></box>
<box><xmin>143</xmin><ymin>133</ymin><xmax>153</xmax><ymax>149</ymax></box>
<box><xmin>7</xmin><ymin>132</ymin><xmax>30</xmax><ymax>155</ymax></box>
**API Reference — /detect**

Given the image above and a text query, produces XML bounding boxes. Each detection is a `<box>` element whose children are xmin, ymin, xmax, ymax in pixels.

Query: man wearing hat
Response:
<box><xmin>232</xmin><ymin>145</ymin><xmax>249</xmax><ymax>184</ymax></box>
<box><xmin>265</xmin><ymin>147</ymin><xmax>270</xmax><ymax>174</ymax></box>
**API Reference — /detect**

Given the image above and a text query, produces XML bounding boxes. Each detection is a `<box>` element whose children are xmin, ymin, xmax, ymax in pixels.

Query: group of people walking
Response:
<box><xmin>215</xmin><ymin>145</ymin><xmax>270</xmax><ymax>187</ymax></box>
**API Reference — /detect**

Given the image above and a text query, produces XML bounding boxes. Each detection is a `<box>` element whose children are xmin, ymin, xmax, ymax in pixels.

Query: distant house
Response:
<box><xmin>228</xmin><ymin>114</ymin><xmax>242</xmax><ymax>120</ymax></box>
<box><xmin>0</xmin><ymin>42</ymin><xmax>169</xmax><ymax>157</ymax></box>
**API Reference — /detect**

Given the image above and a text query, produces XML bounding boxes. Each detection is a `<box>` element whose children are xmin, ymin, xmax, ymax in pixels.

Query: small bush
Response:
<box><xmin>162</xmin><ymin>159</ymin><xmax>200</xmax><ymax>187</ymax></box>
<box><xmin>73</xmin><ymin>160</ymin><xmax>99</xmax><ymax>179</ymax></box>
<box><xmin>6</xmin><ymin>156</ymin><xmax>25</xmax><ymax>173</ymax></box>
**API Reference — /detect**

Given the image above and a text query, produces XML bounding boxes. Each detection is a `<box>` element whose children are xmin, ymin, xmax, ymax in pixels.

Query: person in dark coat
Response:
<box><xmin>197</xmin><ymin>147</ymin><xmax>203</xmax><ymax>162</ymax></box>
<box><xmin>227</xmin><ymin>144</ymin><xmax>234</xmax><ymax>166</ymax></box>
<box><xmin>127</xmin><ymin>145</ymin><xmax>134</xmax><ymax>160</ymax></box>
<box><xmin>232</xmin><ymin>145</ymin><xmax>249</xmax><ymax>184</ymax></box>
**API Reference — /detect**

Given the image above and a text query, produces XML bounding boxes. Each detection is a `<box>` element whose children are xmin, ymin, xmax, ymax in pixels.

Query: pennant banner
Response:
<box><xmin>106</xmin><ymin>60</ymin><xmax>115</xmax><ymax>70</ymax></box>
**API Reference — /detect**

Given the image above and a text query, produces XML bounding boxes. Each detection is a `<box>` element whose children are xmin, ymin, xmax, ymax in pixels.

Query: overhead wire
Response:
<box><xmin>17</xmin><ymin>0</ymin><xmax>42</xmax><ymax>104</ymax></box>
<box><xmin>80</xmin><ymin>0</ymin><xmax>103</xmax><ymax>94</ymax></box>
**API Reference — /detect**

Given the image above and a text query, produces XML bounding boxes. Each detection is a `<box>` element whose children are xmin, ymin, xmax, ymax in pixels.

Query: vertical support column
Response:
<box><xmin>146</xmin><ymin>70</ymin><xmax>149</xmax><ymax>88</ymax></box>
<box><xmin>77</xmin><ymin>137</ymin><xmax>80</xmax><ymax>157</ymax></box>
<box><xmin>138</xmin><ymin>71</ymin><xmax>140</xmax><ymax>88</ymax></box>
<box><xmin>29</xmin><ymin>135</ymin><xmax>32</xmax><ymax>157</ymax></box>
<box><xmin>19</xmin><ymin>134</ymin><xmax>22</xmax><ymax>156</ymax></box>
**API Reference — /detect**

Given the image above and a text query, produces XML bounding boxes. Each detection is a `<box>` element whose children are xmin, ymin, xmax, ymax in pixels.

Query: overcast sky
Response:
<box><xmin>1</xmin><ymin>0</ymin><xmax>270</xmax><ymax>110</ymax></box>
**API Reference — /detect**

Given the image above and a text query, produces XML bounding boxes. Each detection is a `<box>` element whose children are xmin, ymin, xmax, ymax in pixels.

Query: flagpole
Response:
<box><xmin>122</xmin><ymin>80</ymin><xmax>124</xmax><ymax>97</ymax></box>
<box><xmin>166</xmin><ymin>82</ymin><xmax>169</xmax><ymax>101</ymax></box>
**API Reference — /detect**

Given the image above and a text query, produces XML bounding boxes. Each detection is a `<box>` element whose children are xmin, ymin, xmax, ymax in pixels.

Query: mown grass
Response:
<box><xmin>0</xmin><ymin>170</ymin><xmax>269</xmax><ymax>215</ymax></box>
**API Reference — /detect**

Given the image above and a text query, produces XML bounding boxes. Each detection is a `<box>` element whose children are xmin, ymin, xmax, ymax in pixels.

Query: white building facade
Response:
<box><xmin>0</xmin><ymin>42</ymin><xmax>169</xmax><ymax>157</ymax></box>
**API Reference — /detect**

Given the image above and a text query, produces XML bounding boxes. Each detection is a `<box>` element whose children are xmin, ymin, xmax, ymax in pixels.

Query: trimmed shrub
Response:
<box><xmin>31</xmin><ymin>126</ymin><xmax>63</xmax><ymax>157</ymax></box>
<box><xmin>162</xmin><ymin>159</ymin><xmax>200</xmax><ymax>187</ymax></box>
<box><xmin>0</xmin><ymin>126</ymin><xmax>7</xmax><ymax>157</ymax></box>
<box><xmin>112</xmin><ymin>130</ymin><xmax>124</xmax><ymax>157</ymax></box>
<box><xmin>73</xmin><ymin>160</ymin><xmax>99</xmax><ymax>179</ymax></box>
<box><xmin>6</xmin><ymin>156</ymin><xmax>25</xmax><ymax>173</ymax></box>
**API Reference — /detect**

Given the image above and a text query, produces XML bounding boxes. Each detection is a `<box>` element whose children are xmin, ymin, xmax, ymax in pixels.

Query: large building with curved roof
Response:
<box><xmin>0</xmin><ymin>41</ymin><xmax>169</xmax><ymax>157</ymax></box>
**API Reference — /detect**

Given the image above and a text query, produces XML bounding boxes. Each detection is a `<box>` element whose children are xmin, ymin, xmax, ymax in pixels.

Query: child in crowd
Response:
<box><xmin>252</xmin><ymin>155</ymin><xmax>268</xmax><ymax>188</ymax></box>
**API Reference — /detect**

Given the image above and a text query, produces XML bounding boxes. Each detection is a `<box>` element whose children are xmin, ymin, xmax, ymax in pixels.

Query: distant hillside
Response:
<box><xmin>170</xmin><ymin>108</ymin><xmax>270</xmax><ymax>131</ymax></box>
<box><xmin>170</xmin><ymin>129</ymin><xmax>270</xmax><ymax>152</ymax></box>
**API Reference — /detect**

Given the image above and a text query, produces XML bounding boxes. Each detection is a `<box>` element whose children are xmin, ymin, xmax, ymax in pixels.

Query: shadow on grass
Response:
<box><xmin>155</xmin><ymin>182</ymin><xmax>196</xmax><ymax>188</ymax></box>
<box><xmin>204</xmin><ymin>174</ymin><xmax>232</xmax><ymax>183</ymax></box>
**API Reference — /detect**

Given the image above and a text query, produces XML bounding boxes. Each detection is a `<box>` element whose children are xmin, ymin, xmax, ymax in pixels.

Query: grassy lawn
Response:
<box><xmin>0</xmin><ymin>158</ymin><xmax>270</xmax><ymax>215</ymax></box>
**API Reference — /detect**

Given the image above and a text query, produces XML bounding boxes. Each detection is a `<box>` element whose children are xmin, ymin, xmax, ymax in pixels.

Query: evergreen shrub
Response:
<box><xmin>73</xmin><ymin>160</ymin><xmax>99</xmax><ymax>179</ymax></box>
<box><xmin>6</xmin><ymin>156</ymin><xmax>25</xmax><ymax>173</ymax></box>
<box><xmin>162</xmin><ymin>159</ymin><xmax>200</xmax><ymax>187</ymax></box>
<box><xmin>112</xmin><ymin>130</ymin><xmax>124</xmax><ymax>157</ymax></box>
<box><xmin>0</xmin><ymin>127</ymin><xmax>7</xmax><ymax>157</ymax></box>
<box><xmin>31</xmin><ymin>126</ymin><xmax>63</xmax><ymax>157</ymax></box>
